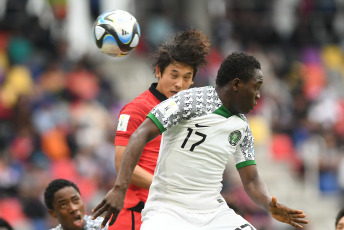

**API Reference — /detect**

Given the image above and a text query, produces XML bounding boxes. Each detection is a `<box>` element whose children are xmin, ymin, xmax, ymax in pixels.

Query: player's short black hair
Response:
<box><xmin>216</xmin><ymin>52</ymin><xmax>261</xmax><ymax>87</ymax></box>
<box><xmin>152</xmin><ymin>28</ymin><xmax>211</xmax><ymax>79</ymax></box>
<box><xmin>44</xmin><ymin>179</ymin><xmax>80</xmax><ymax>210</ymax></box>
<box><xmin>335</xmin><ymin>208</ymin><xmax>344</xmax><ymax>227</ymax></box>
<box><xmin>0</xmin><ymin>218</ymin><xmax>13</xmax><ymax>230</ymax></box>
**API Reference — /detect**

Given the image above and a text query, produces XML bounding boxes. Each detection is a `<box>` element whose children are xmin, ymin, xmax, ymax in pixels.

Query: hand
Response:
<box><xmin>269</xmin><ymin>196</ymin><xmax>309</xmax><ymax>229</ymax></box>
<box><xmin>91</xmin><ymin>187</ymin><xmax>125</xmax><ymax>228</ymax></box>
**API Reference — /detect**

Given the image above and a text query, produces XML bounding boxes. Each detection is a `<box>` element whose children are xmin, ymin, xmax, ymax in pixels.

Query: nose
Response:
<box><xmin>69</xmin><ymin>203</ymin><xmax>79</xmax><ymax>213</ymax></box>
<box><xmin>256</xmin><ymin>91</ymin><xmax>261</xmax><ymax>100</ymax></box>
<box><xmin>175</xmin><ymin>78</ymin><xmax>183</xmax><ymax>89</ymax></box>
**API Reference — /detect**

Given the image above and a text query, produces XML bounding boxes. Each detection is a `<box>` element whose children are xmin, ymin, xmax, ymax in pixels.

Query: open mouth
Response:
<box><xmin>73</xmin><ymin>215</ymin><xmax>83</xmax><ymax>227</ymax></box>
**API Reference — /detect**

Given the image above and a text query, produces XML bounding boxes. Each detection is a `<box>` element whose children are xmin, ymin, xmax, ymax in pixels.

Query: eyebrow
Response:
<box><xmin>255</xmin><ymin>76</ymin><xmax>263</xmax><ymax>83</ymax></box>
<box><xmin>57</xmin><ymin>198</ymin><xmax>67</xmax><ymax>204</ymax></box>
<box><xmin>170</xmin><ymin>69</ymin><xmax>192</xmax><ymax>75</ymax></box>
<box><xmin>57</xmin><ymin>195</ymin><xmax>79</xmax><ymax>203</ymax></box>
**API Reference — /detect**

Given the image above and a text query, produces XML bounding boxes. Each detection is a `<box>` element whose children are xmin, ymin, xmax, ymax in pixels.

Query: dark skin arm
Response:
<box><xmin>238</xmin><ymin>165</ymin><xmax>309</xmax><ymax>228</ymax></box>
<box><xmin>115</xmin><ymin>145</ymin><xmax>153</xmax><ymax>189</ymax></box>
<box><xmin>92</xmin><ymin>118</ymin><xmax>161</xmax><ymax>228</ymax></box>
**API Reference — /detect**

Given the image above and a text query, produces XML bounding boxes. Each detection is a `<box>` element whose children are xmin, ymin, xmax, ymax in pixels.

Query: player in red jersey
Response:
<box><xmin>109</xmin><ymin>28</ymin><xmax>211</xmax><ymax>230</ymax></box>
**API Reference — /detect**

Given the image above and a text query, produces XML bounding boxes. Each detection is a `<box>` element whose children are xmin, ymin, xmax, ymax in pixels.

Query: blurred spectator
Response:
<box><xmin>335</xmin><ymin>208</ymin><xmax>344</xmax><ymax>230</ymax></box>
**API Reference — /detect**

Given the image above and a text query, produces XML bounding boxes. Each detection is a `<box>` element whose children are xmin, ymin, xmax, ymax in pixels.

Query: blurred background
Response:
<box><xmin>0</xmin><ymin>0</ymin><xmax>343</xmax><ymax>229</ymax></box>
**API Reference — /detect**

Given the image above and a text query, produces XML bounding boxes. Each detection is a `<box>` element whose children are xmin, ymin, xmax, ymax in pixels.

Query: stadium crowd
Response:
<box><xmin>0</xmin><ymin>0</ymin><xmax>344</xmax><ymax>229</ymax></box>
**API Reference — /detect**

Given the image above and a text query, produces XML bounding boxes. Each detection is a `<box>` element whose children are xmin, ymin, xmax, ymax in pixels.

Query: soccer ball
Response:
<box><xmin>93</xmin><ymin>10</ymin><xmax>141</xmax><ymax>57</ymax></box>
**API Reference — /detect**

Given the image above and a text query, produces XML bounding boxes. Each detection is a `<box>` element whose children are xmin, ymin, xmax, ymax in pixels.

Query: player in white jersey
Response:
<box><xmin>92</xmin><ymin>52</ymin><xmax>309</xmax><ymax>229</ymax></box>
<box><xmin>144</xmin><ymin>86</ymin><xmax>254</xmax><ymax>213</ymax></box>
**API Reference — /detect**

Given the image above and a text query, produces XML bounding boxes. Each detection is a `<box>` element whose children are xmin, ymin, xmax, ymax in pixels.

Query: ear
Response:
<box><xmin>155</xmin><ymin>66</ymin><xmax>162</xmax><ymax>79</ymax></box>
<box><xmin>232</xmin><ymin>78</ymin><xmax>241</xmax><ymax>91</ymax></box>
<box><xmin>48</xmin><ymin>209</ymin><xmax>57</xmax><ymax>218</ymax></box>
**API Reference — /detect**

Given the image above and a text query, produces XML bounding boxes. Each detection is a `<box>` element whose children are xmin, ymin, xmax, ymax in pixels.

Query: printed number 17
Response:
<box><xmin>181</xmin><ymin>128</ymin><xmax>206</xmax><ymax>151</ymax></box>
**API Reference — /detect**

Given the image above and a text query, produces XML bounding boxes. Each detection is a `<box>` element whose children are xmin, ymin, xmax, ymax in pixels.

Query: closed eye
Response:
<box><xmin>256</xmin><ymin>83</ymin><xmax>262</xmax><ymax>90</ymax></box>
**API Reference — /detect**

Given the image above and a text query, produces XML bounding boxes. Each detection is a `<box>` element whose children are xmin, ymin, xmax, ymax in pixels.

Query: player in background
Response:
<box><xmin>336</xmin><ymin>208</ymin><xmax>344</xmax><ymax>230</ymax></box>
<box><xmin>44</xmin><ymin>179</ymin><xmax>108</xmax><ymax>230</ymax></box>
<box><xmin>110</xmin><ymin>28</ymin><xmax>211</xmax><ymax>230</ymax></box>
<box><xmin>92</xmin><ymin>52</ymin><xmax>309</xmax><ymax>229</ymax></box>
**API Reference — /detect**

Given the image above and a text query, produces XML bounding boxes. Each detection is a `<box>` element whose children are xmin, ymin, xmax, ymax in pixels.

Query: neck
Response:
<box><xmin>215</xmin><ymin>86</ymin><xmax>238</xmax><ymax>114</ymax></box>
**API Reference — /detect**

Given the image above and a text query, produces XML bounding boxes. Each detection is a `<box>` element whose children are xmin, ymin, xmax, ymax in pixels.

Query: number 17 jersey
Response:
<box><xmin>145</xmin><ymin>86</ymin><xmax>256</xmax><ymax>213</ymax></box>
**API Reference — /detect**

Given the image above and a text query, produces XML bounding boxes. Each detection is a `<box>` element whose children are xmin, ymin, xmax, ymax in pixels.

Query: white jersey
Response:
<box><xmin>144</xmin><ymin>86</ymin><xmax>255</xmax><ymax>213</ymax></box>
<box><xmin>50</xmin><ymin>215</ymin><xmax>108</xmax><ymax>230</ymax></box>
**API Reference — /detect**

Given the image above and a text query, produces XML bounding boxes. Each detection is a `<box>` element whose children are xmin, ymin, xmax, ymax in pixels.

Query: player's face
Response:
<box><xmin>155</xmin><ymin>61</ymin><xmax>194</xmax><ymax>98</ymax></box>
<box><xmin>337</xmin><ymin>216</ymin><xmax>344</xmax><ymax>230</ymax></box>
<box><xmin>48</xmin><ymin>186</ymin><xmax>85</xmax><ymax>230</ymax></box>
<box><xmin>236</xmin><ymin>69</ymin><xmax>263</xmax><ymax>114</ymax></box>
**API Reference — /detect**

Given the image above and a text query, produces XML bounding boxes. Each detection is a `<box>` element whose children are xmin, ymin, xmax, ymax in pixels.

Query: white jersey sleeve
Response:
<box><xmin>233</xmin><ymin>115</ymin><xmax>256</xmax><ymax>169</ymax></box>
<box><xmin>147</xmin><ymin>86</ymin><xmax>221</xmax><ymax>132</ymax></box>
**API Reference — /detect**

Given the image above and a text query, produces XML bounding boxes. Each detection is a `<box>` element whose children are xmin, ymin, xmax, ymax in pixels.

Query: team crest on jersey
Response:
<box><xmin>228</xmin><ymin>130</ymin><xmax>241</xmax><ymax>146</ymax></box>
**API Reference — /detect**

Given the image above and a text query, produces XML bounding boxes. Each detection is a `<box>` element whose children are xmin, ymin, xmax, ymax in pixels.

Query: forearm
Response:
<box><xmin>114</xmin><ymin>118</ymin><xmax>160</xmax><ymax>192</ymax></box>
<box><xmin>115</xmin><ymin>146</ymin><xmax>153</xmax><ymax>190</ymax></box>
<box><xmin>243</xmin><ymin>175</ymin><xmax>272</xmax><ymax>211</ymax></box>
<box><xmin>238</xmin><ymin>165</ymin><xmax>272</xmax><ymax>211</ymax></box>
<box><xmin>114</xmin><ymin>133</ymin><xmax>147</xmax><ymax>191</ymax></box>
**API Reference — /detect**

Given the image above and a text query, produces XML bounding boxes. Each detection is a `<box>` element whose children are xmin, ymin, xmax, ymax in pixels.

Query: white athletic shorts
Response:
<box><xmin>141</xmin><ymin>202</ymin><xmax>256</xmax><ymax>230</ymax></box>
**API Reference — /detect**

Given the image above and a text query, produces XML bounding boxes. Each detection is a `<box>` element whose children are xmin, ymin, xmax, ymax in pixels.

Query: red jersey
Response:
<box><xmin>114</xmin><ymin>83</ymin><xmax>167</xmax><ymax>206</ymax></box>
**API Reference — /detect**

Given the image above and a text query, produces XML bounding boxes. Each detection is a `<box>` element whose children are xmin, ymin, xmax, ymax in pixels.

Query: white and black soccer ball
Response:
<box><xmin>93</xmin><ymin>10</ymin><xmax>141</xmax><ymax>57</ymax></box>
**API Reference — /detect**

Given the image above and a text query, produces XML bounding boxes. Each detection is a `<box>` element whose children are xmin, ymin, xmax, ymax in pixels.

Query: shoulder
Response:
<box><xmin>237</xmin><ymin>113</ymin><xmax>248</xmax><ymax>122</ymax></box>
<box><xmin>119</xmin><ymin>90</ymin><xmax>156</xmax><ymax>115</ymax></box>
<box><xmin>49</xmin><ymin>225</ymin><xmax>62</xmax><ymax>230</ymax></box>
<box><xmin>235</xmin><ymin>114</ymin><xmax>249</xmax><ymax>126</ymax></box>
<box><xmin>127</xmin><ymin>89</ymin><xmax>151</xmax><ymax>105</ymax></box>
<box><xmin>177</xmin><ymin>85</ymin><xmax>215</xmax><ymax>97</ymax></box>
<box><xmin>148</xmin><ymin>86</ymin><xmax>219</xmax><ymax>129</ymax></box>
<box><xmin>84</xmin><ymin>215</ymin><xmax>107</xmax><ymax>229</ymax></box>
<box><xmin>123</xmin><ymin>89</ymin><xmax>158</xmax><ymax>110</ymax></box>
<box><xmin>162</xmin><ymin>86</ymin><xmax>216</xmax><ymax>107</ymax></box>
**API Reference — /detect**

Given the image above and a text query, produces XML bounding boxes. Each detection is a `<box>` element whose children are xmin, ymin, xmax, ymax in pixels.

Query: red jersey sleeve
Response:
<box><xmin>115</xmin><ymin>102</ymin><xmax>149</xmax><ymax>146</ymax></box>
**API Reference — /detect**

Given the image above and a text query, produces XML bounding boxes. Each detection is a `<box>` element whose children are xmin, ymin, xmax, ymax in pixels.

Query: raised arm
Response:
<box><xmin>238</xmin><ymin>165</ymin><xmax>309</xmax><ymax>229</ymax></box>
<box><xmin>92</xmin><ymin>118</ymin><xmax>161</xmax><ymax>228</ymax></box>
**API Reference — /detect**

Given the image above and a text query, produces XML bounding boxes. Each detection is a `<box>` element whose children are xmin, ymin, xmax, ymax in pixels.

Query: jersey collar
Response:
<box><xmin>213</xmin><ymin>105</ymin><xmax>233</xmax><ymax>118</ymax></box>
<box><xmin>149</xmin><ymin>83</ymin><xmax>168</xmax><ymax>102</ymax></box>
